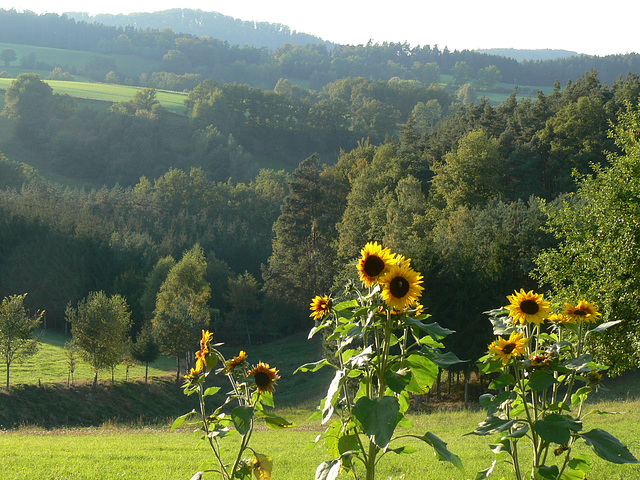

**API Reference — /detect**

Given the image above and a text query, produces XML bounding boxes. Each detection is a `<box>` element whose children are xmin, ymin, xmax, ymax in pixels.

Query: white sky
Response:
<box><xmin>3</xmin><ymin>0</ymin><xmax>640</xmax><ymax>57</ymax></box>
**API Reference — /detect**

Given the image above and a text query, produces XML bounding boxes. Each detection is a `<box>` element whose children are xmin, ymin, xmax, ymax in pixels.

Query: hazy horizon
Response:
<box><xmin>2</xmin><ymin>1</ymin><xmax>640</xmax><ymax>57</ymax></box>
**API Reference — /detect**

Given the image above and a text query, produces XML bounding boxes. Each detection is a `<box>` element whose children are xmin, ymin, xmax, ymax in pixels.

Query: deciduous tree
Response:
<box><xmin>152</xmin><ymin>244</ymin><xmax>211</xmax><ymax>381</ymax></box>
<box><xmin>66</xmin><ymin>291</ymin><xmax>132</xmax><ymax>387</ymax></box>
<box><xmin>0</xmin><ymin>293</ymin><xmax>42</xmax><ymax>388</ymax></box>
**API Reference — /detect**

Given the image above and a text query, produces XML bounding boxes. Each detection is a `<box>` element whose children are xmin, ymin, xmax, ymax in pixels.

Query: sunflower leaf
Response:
<box><xmin>474</xmin><ymin>460</ymin><xmax>496</xmax><ymax>480</ymax></box>
<box><xmin>322</xmin><ymin>370</ymin><xmax>345</xmax><ymax>424</ymax></box>
<box><xmin>352</xmin><ymin>396</ymin><xmax>399</xmax><ymax>449</ymax></box>
<box><xmin>528</xmin><ymin>370</ymin><xmax>557</xmax><ymax>391</ymax></box>
<box><xmin>419</xmin><ymin>431</ymin><xmax>464</xmax><ymax>472</ymax></box>
<box><xmin>580</xmin><ymin>428</ymin><xmax>639</xmax><ymax>464</ymax></box>
<box><xmin>587</xmin><ymin>320</ymin><xmax>622</xmax><ymax>334</ymax></box>
<box><xmin>231</xmin><ymin>405</ymin><xmax>254</xmax><ymax>436</ymax></box>
<box><xmin>295</xmin><ymin>359</ymin><xmax>334</xmax><ymax>374</ymax></box>
<box><xmin>405</xmin><ymin>318</ymin><xmax>454</xmax><ymax>339</ymax></box>
<box><xmin>315</xmin><ymin>459</ymin><xmax>342</xmax><ymax>480</ymax></box>
<box><xmin>405</xmin><ymin>354</ymin><xmax>438</xmax><ymax>394</ymax></box>
<box><xmin>424</xmin><ymin>350</ymin><xmax>465</xmax><ymax>368</ymax></box>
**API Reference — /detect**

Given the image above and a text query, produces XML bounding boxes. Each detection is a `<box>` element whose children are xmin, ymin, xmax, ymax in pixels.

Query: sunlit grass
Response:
<box><xmin>0</xmin><ymin>78</ymin><xmax>188</xmax><ymax>114</ymax></box>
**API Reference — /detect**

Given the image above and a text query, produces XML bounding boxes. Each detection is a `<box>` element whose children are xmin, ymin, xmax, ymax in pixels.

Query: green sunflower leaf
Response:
<box><xmin>419</xmin><ymin>431</ymin><xmax>464</xmax><ymax>472</ymax></box>
<box><xmin>231</xmin><ymin>405</ymin><xmax>254</xmax><ymax>436</ymax></box>
<box><xmin>534</xmin><ymin>414</ymin><xmax>581</xmax><ymax>445</ymax></box>
<box><xmin>474</xmin><ymin>460</ymin><xmax>496</xmax><ymax>480</ymax></box>
<box><xmin>203</xmin><ymin>386</ymin><xmax>220</xmax><ymax>397</ymax></box>
<box><xmin>405</xmin><ymin>354</ymin><xmax>438</xmax><ymax>394</ymax></box>
<box><xmin>294</xmin><ymin>358</ymin><xmax>333</xmax><ymax>374</ymax></box>
<box><xmin>468</xmin><ymin>416</ymin><xmax>514</xmax><ymax>436</ymax></box>
<box><xmin>536</xmin><ymin>465</ymin><xmax>560</xmax><ymax>479</ymax></box>
<box><xmin>528</xmin><ymin>370</ymin><xmax>557</xmax><ymax>391</ymax></box>
<box><xmin>352</xmin><ymin>396</ymin><xmax>400</xmax><ymax>449</ymax></box>
<box><xmin>580</xmin><ymin>428</ymin><xmax>639</xmax><ymax>464</ymax></box>
<box><xmin>170</xmin><ymin>410</ymin><xmax>195</xmax><ymax>431</ymax></box>
<box><xmin>587</xmin><ymin>320</ymin><xmax>622</xmax><ymax>334</ymax></box>
<box><xmin>405</xmin><ymin>318</ymin><xmax>454</xmax><ymax>339</ymax></box>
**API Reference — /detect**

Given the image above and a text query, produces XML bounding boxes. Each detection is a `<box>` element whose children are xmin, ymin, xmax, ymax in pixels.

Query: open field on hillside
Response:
<box><xmin>0</xmin><ymin>42</ymin><xmax>159</xmax><ymax>78</ymax></box>
<box><xmin>0</xmin><ymin>77</ymin><xmax>188</xmax><ymax>114</ymax></box>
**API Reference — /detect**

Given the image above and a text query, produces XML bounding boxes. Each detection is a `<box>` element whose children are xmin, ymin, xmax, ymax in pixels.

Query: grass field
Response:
<box><xmin>1</xmin><ymin>330</ymin><xmax>639</xmax><ymax>478</ymax></box>
<box><xmin>0</xmin><ymin>398</ymin><xmax>638</xmax><ymax>479</ymax></box>
<box><xmin>0</xmin><ymin>77</ymin><xmax>188</xmax><ymax>114</ymax></box>
<box><xmin>0</xmin><ymin>42</ymin><xmax>159</xmax><ymax>79</ymax></box>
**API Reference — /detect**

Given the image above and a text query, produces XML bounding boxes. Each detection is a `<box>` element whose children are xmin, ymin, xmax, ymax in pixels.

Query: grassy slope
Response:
<box><xmin>0</xmin><ymin>77</ymin><xmax>188</xmax><ymax>114</ymax></box>
<box><xmin>0</xmin><ymin>41</ymin><xmax>158</xmax><ymax>78</ymax></box>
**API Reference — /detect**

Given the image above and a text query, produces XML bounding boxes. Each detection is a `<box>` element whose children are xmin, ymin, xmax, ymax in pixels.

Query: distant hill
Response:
<box><xmin>476</xmin><ymin>48</ymin><xmax>580</xmax><ymax>62</ymax></box>
<box><xmin>66</xmin><ymin>8</ymin><xmax>331</xmax><ymax>51</ymax></box>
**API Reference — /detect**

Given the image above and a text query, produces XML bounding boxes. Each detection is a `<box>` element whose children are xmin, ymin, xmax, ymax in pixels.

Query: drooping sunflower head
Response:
<box><xmin>488</xmin><ymin>331</ymin><xmax>529</xmax><ymax>366</ymax></box>
<box><xmin>200</xmin><ymin>330</ymin><xmax>214</xmax><ymax>354</ymax></box>
<box><xmin>224</xmin><ymin>350</ymin><xmax>247</xmax><ymax>374</ymax></box>
<box><xmin>248</xmin><ymin>361</ymin><xmax>279</xmax><ymax>393</ymax></box>
<box><xmin>309</xmin><ymin>295</ymin><xmax>332</xmax><ymax>321</ymax></box>
<box><xmin>561</xmin><ymin>300</ymin><xmax>602</xmax><ymax>323</ymax></box>
<box><xmin>548</xmin><ymin>313</ymin><xmax>573</xmax><ymax>324</ymax></box>
<box><xmin>195</xmin><ymin>349</ymin><xmax>207</xmax><ymax>373</ymax></box>
<box><xmin>185</xmin><ymin>366</ymin><xmax>201</xmax><ymax>380</ymax></box>
<box><xmin>505</xmin><ymin>289</ymin><xmax>551</xmax><ymax>325</ymax></box>
<box><xmin>356</xmin><ymin>241</ymin><xmax>397</xmax><ymax>287</ymax></box>
<box><xmin>378</xmin><ymin>263</ymin><xmax>424</xmax><ymax>311</ymax></box>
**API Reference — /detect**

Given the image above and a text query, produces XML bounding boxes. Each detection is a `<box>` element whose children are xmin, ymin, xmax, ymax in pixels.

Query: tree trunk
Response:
<box><xmin>145</xmin><ymin>363</ymin><xmax>149</xmax><ymax>384</ymax></box>
<box><xmin>6</xmin><ymin>361</ymin><xmax>9</xmax><ymax>389</ymax></box>
<box><xmin>176</xmin><ymin>356</ymin><xmax>181</xmax><ymax>383</ymax></box>
<box><xmin>92</xmin><ymin>371</ymin><xmax>98</xmax><ymax>389</ymax></box>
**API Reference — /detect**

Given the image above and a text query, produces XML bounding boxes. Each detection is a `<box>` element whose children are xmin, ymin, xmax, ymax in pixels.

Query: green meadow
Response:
<box><xmin>0</xmin><ymin>78</ymin><xmax>188</xmax><ymax>114</ymax></box>
<box><xmin>0</xmin><ymin>42</ymin><xmax>158</xmax><ymax>78</ymax></box>
<box><xmin>1</xmin><ymin>330</ymin><xmax>639</xmax><ymax>479</ymax></box>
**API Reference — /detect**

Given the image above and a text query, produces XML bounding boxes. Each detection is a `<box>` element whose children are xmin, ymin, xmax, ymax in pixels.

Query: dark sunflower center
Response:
<box><xmin>254</xmin><ymin>371</ymin><xmax>271</xmax><ymax>388</ymax></box>
<box><xmin>520</xmin><ymin>299</ymin><xmax>539</xmax><ymax>315</ymax></box>
<box><xmin>502</xmin><ymin>343</ymin><xmax>516</xmax><ymax>355</ymax></box>
<box><xmin>389</xmin><ymin>276</ymin><xmax>410</xmax><ymax>298</ymax></box>
<box><xmin>574</xmin><ymin>310</ymin><xmax>586</xmax><ymax>316</ymax></box>
<box><xmin>363</xmin><ymin>255</ymin><xmax>386</xmax><ymax>277</ymax></box>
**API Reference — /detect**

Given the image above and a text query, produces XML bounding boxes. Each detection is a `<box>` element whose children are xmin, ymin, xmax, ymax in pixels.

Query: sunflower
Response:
<box><xmin>248</xmin><ymin>361</ymin><xmax>279</xmax><ymax>393</ymax></box>
<box><xmin>548</xmin><ymin>312</ymin><xmax>573</xmax><ymax>324</ymax></box>
<box><xmin>505</xmin><ymin>289</ymin><xmax>551</xmax><ymax>325</ymax></box>
<box><xmin>488</xmin><ymin>331</ymin><xmax>529</xmax><ymax>366</ymax></box>
<box><xmin>309</xmin><ymin>295</ymin><xmax>331</xmax><ymax>320</ymax></box>
<box><xmin>378</xmin><ymin>264</ymin><xmax>424</xmax><ymax>311</ymax></box>
<box><xmin>250</xmin><ymin>453</ymin><xmax>273</xmax><ymax>480</ymax></box>
<box><xmin>200</xmin><ymin>330</ymin><xmax>214</xmax><ymax>354</ymax></box>
<box><xmin>184</xmin><ymin>367</ymin><xmax>199</xmax><ymax>379</ymax></box>
<box><xmin>561</xmin><ymin>300</ymin><xmax>602</xmax><ymax>323</ymax></box>
<box><xmin>356</xmin><ymin>241</ymin><xmax>397</xmax><ymax>287</ymax></box>
<box><xmin>224</xmin><ymin>350</ymin><xmax>247</xmax><ymax>374</ymax></box>
<box><xmin>195</xmin><ymin>349</ymin><xmax>207</xmax><ymax>373</ymax></box>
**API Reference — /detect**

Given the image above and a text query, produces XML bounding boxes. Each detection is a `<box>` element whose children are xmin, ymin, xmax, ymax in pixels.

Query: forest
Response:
<box><xmin>1</xmin><ymin>9</ymin><xmax>640</xmax><ymax>378</ymax></box>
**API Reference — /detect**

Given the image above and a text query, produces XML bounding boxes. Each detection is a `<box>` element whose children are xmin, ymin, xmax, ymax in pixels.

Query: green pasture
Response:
<box><xmin>0</xmin><ymin>398</ymin><xmax>638</xmax><ymax>479</ymax></box>
<box><xmin>0</xmin><ymin>42</ymin><xmax>158</xmax><ymax>78</ymax></box>
<box><xmin>3</xmin><ymin>329</ymin><xmax>174</xmax><ymax>385</ymax></box>
<box><xmin>0</xmin><ymin>77</ymin><xmax>188</xmax><ymax>114</ymax></box>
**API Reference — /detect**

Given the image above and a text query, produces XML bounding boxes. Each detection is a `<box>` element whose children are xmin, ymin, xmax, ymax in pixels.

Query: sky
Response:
<box><xmin>3</xmin><ymin>0</ymin><xmax>640</xmax><ymax>57</ymax></box>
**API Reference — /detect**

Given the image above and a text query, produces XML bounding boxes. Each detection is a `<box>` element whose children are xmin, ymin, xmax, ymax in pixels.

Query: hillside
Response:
<box><xmin>476</xmin><ymin>48</ymin><xmax>580</xmax><ymax>61</ymax></box>
<box><xmin>67</xmin><ymin>8</ymin><xmax>329</xmax><ymax>51</ymax></box>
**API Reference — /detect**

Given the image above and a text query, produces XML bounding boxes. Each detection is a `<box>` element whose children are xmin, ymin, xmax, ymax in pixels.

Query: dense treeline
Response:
<box><xmin>0</xmin><ymin>73</ymin><xmax>455</xmax><ymax>182</ymax></box>
<box><xmin>2</xmin><ymin>9</ymin><xmax>640</xmax><ymax>90</ymax></box>
<box><xmin>3</xmin><ymin>68</ymin><xmax>640</xmax><ymax>368</ymax></box>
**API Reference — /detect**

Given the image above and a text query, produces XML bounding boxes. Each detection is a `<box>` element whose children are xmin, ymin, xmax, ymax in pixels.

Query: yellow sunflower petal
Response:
<box><xmin>356</xmin><ymin>241</ymin><xmax>397</xmax><ymax>287</ymax></box>
<box><xmin>505</xmin><ymin>289</ymin><xmax>551</xmax><ymax>325</ymax></box>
